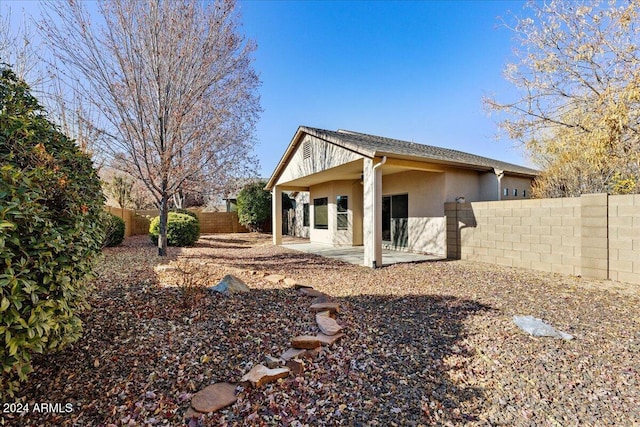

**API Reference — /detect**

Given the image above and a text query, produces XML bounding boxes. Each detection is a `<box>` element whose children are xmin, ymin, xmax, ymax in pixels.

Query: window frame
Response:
<box><xmin>336</xmin><ymin>195</ymin><xmax>348</xmax><ymax>230</ymax></box>
<box><xmin>302</xmin><ymin>203</ymin><xmax>309</xmax><ymax>227</ymax></box>
<box><xmin>313</xmin><ymin>197</ymin><xmax>328</xmax><ymax>230</ymax></box>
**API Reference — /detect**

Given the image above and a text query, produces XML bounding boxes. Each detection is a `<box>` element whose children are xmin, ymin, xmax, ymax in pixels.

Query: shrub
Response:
<box><xmin>170</xmin><ymin>208</ymin><xmax>198</xmax><ymax>220</ymax></box>
<box><xmin>236</xmin><ymin>181</ymin><xmax>271</xmax><ymax>231</ymax></box>
<box><xmin>0</xmin><ymin>66</ymin><xmax>105</xmax><ymax>398</ymax></box>
<box><xmin>149</xmin><ymin>212</ymin><xmax>200</xmax><ymax>246</ymax></box>
<box><xmin>102</xmin><ymin>212</ymin><xmax>125</xmax><ymax>247</ymax></box>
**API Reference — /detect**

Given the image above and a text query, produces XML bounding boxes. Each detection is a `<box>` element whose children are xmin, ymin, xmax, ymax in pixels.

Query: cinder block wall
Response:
<box><xmin>446</xmin><ymin>193</ymin><xmax>640</xmax><ymax>285</ymax></box>
<box><xmin>608</xmin><ymin>195</ymin><xmax>640</xmax><ymax>284</ymax></box>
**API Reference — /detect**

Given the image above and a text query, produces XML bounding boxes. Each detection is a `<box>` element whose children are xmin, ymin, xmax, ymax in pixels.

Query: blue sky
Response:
<box><xmin>237</xmin><ymin>0</ymin><xmax>530</xmax><ymax>177</ymax></box>
<box><xmin>3</xmin><ymin>0</ymin><xmax>530</xmax><ymax>177</ymax></box>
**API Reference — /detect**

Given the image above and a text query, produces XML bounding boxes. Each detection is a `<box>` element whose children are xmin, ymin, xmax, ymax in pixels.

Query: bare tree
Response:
<box><xmin>486</xmin><ymin>0</ymin><xmax>640</xmax><ymax>196</ymax></box>
<box><xmin>39</xmin><ymin>0</ymin><xmax>261</xmax><ymax>255</ymax></box>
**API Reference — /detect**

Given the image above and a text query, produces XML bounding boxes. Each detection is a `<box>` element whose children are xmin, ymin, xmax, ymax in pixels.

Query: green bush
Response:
<box><xmin>170</xmin><ymin>208</ymin><xmax>198</xmax><ymax>220</ymax></box>
<box><xmin>236</xmin><ymin>181</ymin><xmax>271</xmax><ymax>232</ymax></box>
<box><xmin>149</xmin><ymin>212</ymin><xmax>200</xmax><ymax>246</ymax></box>
<box><xmin>102</xmin><ymin>212</ymin><xmax>125</xmax><ymax>247</ymax></box>
<box><xmin>0</xmin><ymin>66</ymin><xmax>105</xmax><ymax>398</ymax></box>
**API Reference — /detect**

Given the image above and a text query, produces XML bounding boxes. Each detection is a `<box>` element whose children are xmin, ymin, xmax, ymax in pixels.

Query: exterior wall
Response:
<box><xmin>500</xmin><ymin>175</ymin><xmax>534</xmax><ymax>200</ymax></box>
<box><xmin>105</xmin><ymin>206</ymin><xmax>247</xmax><ymax>236</ymax></box>
<box><xmin>382</xmin><ymin>170</ymin><xmax>447</xmax><ymax>256</ymax></box>
<box><xmin>293</xmin><ymin>192</ymin><xmax>310</xmax><ymax>238</ymax></box>
<box><xmin>276</xmin><ymin>134</ymin><xmax>363</xmax><ymax>186</ymax></box>
<box><xmin>309</xmin><ymin>180</ymin><xmax>357</xmax><ymax>245</ymax></box>
<box><xmin>446</xmin><ymin>193</ymin><xmax>640</xmax><ymax>285</ymax></box>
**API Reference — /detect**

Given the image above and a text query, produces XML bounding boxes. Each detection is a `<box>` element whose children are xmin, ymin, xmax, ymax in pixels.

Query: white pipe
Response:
<box><xmin>374</xmin><ymin>156</ymin><xmax>387</xmax><ymax>170</ymax></box>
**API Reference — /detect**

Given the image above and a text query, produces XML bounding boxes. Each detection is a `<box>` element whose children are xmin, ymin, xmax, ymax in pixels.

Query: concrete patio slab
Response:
<box><xmin>282</xmin><ymin>242</ymin><xmax>442</xmax><ymax>267</ymax></box>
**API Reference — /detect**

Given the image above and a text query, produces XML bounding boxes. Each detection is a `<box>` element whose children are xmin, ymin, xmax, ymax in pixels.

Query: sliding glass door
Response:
<box><xmin>382</xmin><ymin>194</ymin><xmax>408</xmax><ymax>248</ymax></box>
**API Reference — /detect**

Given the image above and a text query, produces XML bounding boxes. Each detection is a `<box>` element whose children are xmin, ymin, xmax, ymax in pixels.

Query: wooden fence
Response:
<box><xmin>104</xmin><ymin>206</ymin><xmax>247</xmax><ymax>237</ymax></box>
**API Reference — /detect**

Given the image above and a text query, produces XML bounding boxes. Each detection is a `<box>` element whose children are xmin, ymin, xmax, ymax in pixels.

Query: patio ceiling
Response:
<box><xmin>275</xmin><ymin>158</ymin><xmax>446</xmax><ymax>191</ymax></box>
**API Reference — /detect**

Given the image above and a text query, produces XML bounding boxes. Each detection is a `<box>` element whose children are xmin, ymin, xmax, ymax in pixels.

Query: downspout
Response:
<box><xmin>494</xmin><ymin>168</ymin><xmax>504</xmax><ymax>201</ymax></box>
<box><xmin>371</xmin><ymin>156</ymin><xmax>387</xmax><ymax>268</ymax></box>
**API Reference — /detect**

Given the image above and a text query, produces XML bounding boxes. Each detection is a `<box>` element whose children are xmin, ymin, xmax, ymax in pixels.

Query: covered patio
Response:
<box><xmin>282</xmin><ymin>241</ymin><xmax>442</xmax><ymax>266</ymax></box>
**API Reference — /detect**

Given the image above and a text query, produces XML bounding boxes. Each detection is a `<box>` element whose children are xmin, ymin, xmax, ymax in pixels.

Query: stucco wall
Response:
<box><xmin>309</xmin><ymin>180</ymin><xmax>357</xmax><ymax>245</ymax></box>
<box><xmin>293</xmin><ymin>192</ymin><xmax>310</xmax><ymax>238</ymax></box>
<box><xmin>276</xmin><ymin>135</ymin><xmax>363</xmax><ymax>186</ymax></box>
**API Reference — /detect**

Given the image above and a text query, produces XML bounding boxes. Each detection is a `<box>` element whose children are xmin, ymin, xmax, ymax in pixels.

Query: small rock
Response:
<box><xmin>310</xmin><ymin>302</ymin><xmax>340</xmax><ymax>314</ymax></box>
<box><xmin>291</xmin><ymin>335</ymin><xmax>322</xmax><ymax>349</ymax></box>
<box><xmin>190</xmin><ymin>382</ymin><xmax>237</xmax><ymax>413</ymax></box>
<box><xmin>264</xmin><ymin>355</ymin><xmax>282</xmax><ymax>369</ymax></box>
<box><xmin>154</xmin><ymin>264</ymin><xmax>177</xmax><ymax>273</ymax></box>
<box><xmin>284</xmin><ymin>277</ymin><xmax>297</xmax><ymax>286</ymax></box>
<box><xmin>285</xmin><ymin>358</ymin><xmax>304</xmax><ymax>375</ymax></box>
<box><xmin>265</xmin><ymin>274</ymin><xmax>285</xmax><ymax>283</ymax></box>
<box><xmin>317</xmin><ymin>332</ymin><xmax>344</xmax><ymax>346</ymax></box>
<box><xmin>210</xmin><ymin>274</ymin><xmax>250</xmax><ymax>295</ymax></box>
<box><xmin>240</xmin><ymin>364</ymin><xmax>290</xmax><ymax>388</ymax></box>
<box><xmin>316</xmin><ymin>310</ymin><xmax>343</xmax><ymax>336</ymax></box>
<box><xmin>294</xmin><ymin>284</ymin><xmax>313</xmax><ymax>290</ymax></box>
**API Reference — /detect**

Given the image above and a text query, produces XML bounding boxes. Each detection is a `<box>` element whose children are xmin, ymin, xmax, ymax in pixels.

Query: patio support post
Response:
<box><xmin>363</xmin><ymin>157</ymin><xmax>383</xmax><ymax>268</ymax></box>
<box><xmin>272</xmin><ymin>185</ymin><xmax>282</xmax><ymax>245</ymax></box>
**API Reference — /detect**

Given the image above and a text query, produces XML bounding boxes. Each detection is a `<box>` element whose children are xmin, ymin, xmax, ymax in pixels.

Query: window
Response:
<box><xmin>503</xmin><ymin>188</ymin><xmax>509</xmax><ymax>197</ymax></box>
<box><xmin>313</xmin><ymin>198</ymin><xmax>328</xmax><ymax>229</ymax></box>
<box><xmin>337</xmin><ymin>195</ymin><xmax>348</xmax><ymax>230</ymax></box>
<box><xmin>513</xmin><ymin>189</ymin><xmax>518</xmax><ymax>197</ymax></box>
<box><xmin>522</xmin><ymin>190</ymin><xmax>526</xmax><ymax>198</ymax></box>
<box><xmin>303</xmin><ymin>203</ymin><xmax>309</xmax><ymax>227</ymax></box>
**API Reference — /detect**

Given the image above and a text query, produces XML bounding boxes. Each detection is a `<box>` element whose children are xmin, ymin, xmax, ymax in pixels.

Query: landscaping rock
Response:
<box><xmin>291</xmin><ymin>335</ymin><xmax>322</xmax><ymax>349</ymax></box>
<box><xmin>154</xmin><ymin>264</ymin><xmax>177</xmax><ymax>273</ymax></box>
<box><xmin>285</xmin><ymin>358</ymin><xmax>304</xmax><ymax>375</ymax></box>
<box><xmin>280</xmin><ymin>348</ymin><xmax>307</xmax><ymax>361</ymax></box>
<box><xmin>184</xmin><ymin>407</ymin><xmax>205</xmax><ymax>421</ymax></box>
<box><xmin>240</xmin><ymin>364</ymin><xmax>290</xmax><ymax>388</ymax></box>
<box><xmin>264</xmin><ymin>355</ymin><xmax>282</xmax><ymax>369</ymax></box>
<box><xmin>284</xmin><ymin>277</ymin><xmax>297</xmax><ymax>286</ymax></box>
<box><xmin>317</xmin><ymin>332</ymin><xmax>344</xmax><ymax>346</ymax></box>
<box><xmin>312</xmin><ymin>295</ymin><xmax>334</xmax><ymax>305</ymax></box>
<box><xmin>265</xmin><ymin>274</ymin><xmax>285</xmax><ymax>283</ymax></box>
<box><xmin>316</xmin><ymin>310</ymin><xmax>343</xmax><ymax>336</ymax></box>
<box><xmin>190</xmin><ymin>382</ymin><xmax>237</xmax><ymax>413</ymax></box>
<box><xmin>298</xmin><ymin>287</ymin><xmax>328</xmax><ymax>297</ymax></box>
<box><xmin>310</xmin><ymin>302</ymin><xmax>340</xmax><ymax>314</ymax></box>
<box><xmin>293</xmin><ymin>284</ymin><xmax>313</xmax><ymax>290</ymax></box>
<box><xmin>210</xmin><ymin>274</ymin><xmax>250</xmax><ymax>295</ymax></box>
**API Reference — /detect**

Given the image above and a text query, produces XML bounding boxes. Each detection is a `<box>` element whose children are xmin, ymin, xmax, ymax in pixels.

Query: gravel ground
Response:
<box><xmin>6</xmin><ymin>233</ymin><xmax>639</xmax><ymax>426</ymax></box>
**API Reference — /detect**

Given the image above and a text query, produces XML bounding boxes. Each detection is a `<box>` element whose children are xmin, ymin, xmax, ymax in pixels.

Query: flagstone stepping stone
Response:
<box><xmin>310</xmin><ymin>302</ymin><xmax>340</xmax><ymax>314</ymax></box>
<box><xmin>294</xmin><ymin>284</ymin><xmax>313</xmax><ymax>290</ymax></box>
<box><xmin>299</xmin><ymin>288</ymin><xmax>329</xmax><ymax>297</ymax></box>
<box><xmin>264</xmin><ymin>355</ymin><xmax>282</xmax><ymax>369</ymax></box>
<box><xmin>280</xmin><ymin>347</ymin><xmax>306</xmax><ymax>361</ymax></box>
<box><xmin>291</xmin><ymin>335</ymin><xmax>322</xmax><ymax>349</ymax></box>
<box><xmin>316</xmin><ymin>310</ymin><xmax>343</xmax><ymax>336</ymax></box>
<box><xmin>210</xmin><ymin>274</ymin><xmax>250</xmax><ymax>295</ymax></box>
<box><xmin>265</xmin><ymin>274</ymin><xmax>285</xmax><ymax>283</ymax></box>
<box><xmin>190</xmin><ymin>382</ymin><xmax>237</xmax><ymax>413</ymax></box>
<box><xmin>285</xmin><ymin>358</ymin><xmax>304</xmax><ymax>375</ymax></box>
<box><xmin>312</xmin><ymin>295</ymin><xmax>334</xmax><ymax>305</ymax></box>
<box><xmin>284</xmin><ymin>277</ymin><xmax>297</xmax><ymax>286</ymax></box>
<box><xmin>241</xmin><ymin>364</ymin><xmax>290</xmax><ymax>388</ymax></box>
<box><xmin>317</xmin><ymin>332</ymin><xmax>344</xmax><ymax>346</ymax></box>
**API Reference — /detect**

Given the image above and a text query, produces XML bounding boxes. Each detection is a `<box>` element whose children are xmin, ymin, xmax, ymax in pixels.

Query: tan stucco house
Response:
<box><xmin>266</xmin><ymin>126</ymin><xmax>538</xmax><ymax>268</ymax></box>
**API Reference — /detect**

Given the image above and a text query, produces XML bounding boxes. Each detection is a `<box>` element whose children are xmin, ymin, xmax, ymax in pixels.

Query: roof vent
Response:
<box><xmin>303</xmin><ymin>140</ymin><xmax>311</xmax><ymax>159</ymax></box>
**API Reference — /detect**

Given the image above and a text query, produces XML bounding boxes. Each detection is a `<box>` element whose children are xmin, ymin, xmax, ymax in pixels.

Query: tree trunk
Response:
<box><xmin>158</xmin><ymin>193</ymin><xmax>169</xmax><ymax>256</ymax></box>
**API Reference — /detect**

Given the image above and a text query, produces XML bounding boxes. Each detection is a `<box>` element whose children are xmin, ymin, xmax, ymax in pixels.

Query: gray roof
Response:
<box><xmin>301</xmin><ymin>126</ymin><xmax>539</xmax><ymax>177</ymax></box>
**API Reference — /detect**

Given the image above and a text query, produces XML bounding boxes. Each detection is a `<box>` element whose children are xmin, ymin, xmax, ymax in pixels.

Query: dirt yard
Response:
<box><xmin>7</xmin><ymin>233</ymin><xmax>639</xmax><ymax>426</ymax></box>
